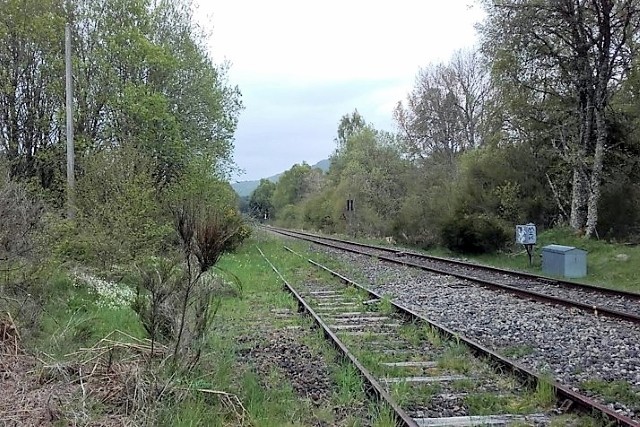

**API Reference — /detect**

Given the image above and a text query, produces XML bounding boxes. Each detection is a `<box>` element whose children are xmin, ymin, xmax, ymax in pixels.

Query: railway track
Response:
<box><xmin>258</xmin><ymin>244</ymin><xmax>638</xmax><ymax>426</ymax></box>
<box><xmin>265</xmin><ymin>226</ymin><xmax>640</xmax><ymax>325</ymax></box>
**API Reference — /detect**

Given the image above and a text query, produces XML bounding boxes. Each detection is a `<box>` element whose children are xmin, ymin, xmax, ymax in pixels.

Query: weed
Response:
<box><xmin>533</xmin><ymin>375</ymin><xmax>557</xmax><ymax>408</ymax></box>
<box><xmin>333</xmin><ymin>364</ymin><xmax>365</xmax><ymax>405</ymax></box>
<box><xmin>438</xmin><ymin>343</ymin><xmax>472</xmax><ymax>373</ymax></box>
<box><xmin>377</xmin><ymin>295</ymin><xmax>395</xmax><ymax>315</ymax></box>
<box><xmin>582</xmin><ymin>379</ymin><xmax>640</xmax><ymax>408</ymax></box>
<box><xmin>501</xmin><ymin>344</ymin><xmax>535</xmax><ymax>359</ymax></box>
<box><xmin>423</xmin><ymin>324</ymin><xmax>444</xmax><ymax>347</ymax></box>
<box><xmin>370</xmin><ymin>403</ymin><xmax>397</xmax><ymax>427</ymax></box>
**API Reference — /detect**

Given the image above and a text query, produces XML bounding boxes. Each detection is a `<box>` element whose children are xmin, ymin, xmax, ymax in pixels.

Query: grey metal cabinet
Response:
<box><xmin>541</xmin><ymin>245</ymin><xmax>587</xmax><ymax>278</ymax></box>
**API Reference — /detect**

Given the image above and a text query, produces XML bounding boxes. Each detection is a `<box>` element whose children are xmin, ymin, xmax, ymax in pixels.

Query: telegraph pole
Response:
<box><xmin>65</xmin><ymin>23</ymin><xmax>75</xmax><ymax>219</ymax></box>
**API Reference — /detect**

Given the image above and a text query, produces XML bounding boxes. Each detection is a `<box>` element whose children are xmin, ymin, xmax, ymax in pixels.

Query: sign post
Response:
<box><xmin>515</xmin><ymin>223</ymin><xmax>537</xmax><ymax>266</ymax></box>
<box><xmin>346</xmin><ymin>198</ymin><xmax>354</xmax><ymax>236</ymax></box>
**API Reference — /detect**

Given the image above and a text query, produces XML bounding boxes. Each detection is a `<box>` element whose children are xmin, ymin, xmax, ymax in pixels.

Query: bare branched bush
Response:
<box><xmin>0</xmin><ymin>174</ymin><xmax>44</xmax><ymax>325</ymax></box>
<box><xmin>172</xmin><ymin>203</ymin><xmax>243</xmax><ymax>366</ymax></box>
<box><xmin>193</xmin><ymin>210</ymin><xmax>242</xmax><ymax>273</ymax></box>
<box><xmin>0</xmin><ymin>179</ymin><xmax>42</xmax><ymax>263</ymax></box>
<box><xmin>132</xmin><ymin>198</ymin><xmax>246</xmax><ymax>371</ymax></box>
<box><xmin>133</xmin><ymin>258</ymin><xmax>186</xmax><ymax>355</ymax></box>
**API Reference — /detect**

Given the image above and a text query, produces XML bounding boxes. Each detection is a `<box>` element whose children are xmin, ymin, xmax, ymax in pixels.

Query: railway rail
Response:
<box><xmin>264</xmin><ymin>226</ymin><xmax>640</xmax><ymax>325</ymax></box>
<box><xmin>258</xmin><ymin>244</ymin><xmax>639</xmax><ymax>426</ymax></box>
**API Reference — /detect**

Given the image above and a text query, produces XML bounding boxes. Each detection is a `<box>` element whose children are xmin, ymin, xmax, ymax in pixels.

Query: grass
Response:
<box><xmin>533</xmin><ymin>375</ymin><xmax>557</xmax><ymax>408</ymax></box>
<box><xmin>426</xmin><ymin>227</ymin><xmax>640</xmax><ymax>292</ymax></box>
<box><xmin>582</xmin><ymin>379</ymin><xmax>640</xmax><ymax>408</ymax></box>
<box><xmin>333</xmin><ymin>363</ymin><xmax>366</xmax><ymax>405</ymax></box>
<box><xmin>398</xmin><ymin>322</ymin><xmax>444</xmax><ymax>348</ymax></box>
<box><xmin>377</xmin><ymin>295</ymin><xmax>395</xmax><ymax>315</ymax></box>
<box><xmin>13</xmin><ymin>234</ymin><xmax>406</xmax><ymax>426</ymax></box>
<box><xmin>437</xmin><ymin>343</ymin><xmax>473</xmax><ymax>374</ymax></box>
<box><xmin>501</xmin><ymin>344</ymin><xmax>536</xmax><ymax>359</ymax></box>
<box><xmin>28</xmin><ymin>271</ymin><xmax>146</xmax><ymax>358</ymax></box>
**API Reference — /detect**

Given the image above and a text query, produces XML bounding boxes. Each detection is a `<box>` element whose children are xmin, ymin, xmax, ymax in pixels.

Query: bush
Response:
<box><xmin>441</xmin><ymin>213</ymin><xmax>510</xmax><ymax>254</ymax></box>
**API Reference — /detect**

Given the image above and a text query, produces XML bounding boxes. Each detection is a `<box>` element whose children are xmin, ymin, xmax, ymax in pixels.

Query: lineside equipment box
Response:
<box><xmin>541</xmin><ymin>245</ymin><xmax>587</xmax><ymax>278</ymax></box>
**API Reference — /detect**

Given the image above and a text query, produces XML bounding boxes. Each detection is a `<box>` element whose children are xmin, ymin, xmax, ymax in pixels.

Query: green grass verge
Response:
<box><xmin>159</xmin><ymin>235</ymin><xmax>395</xmax><ymax>426</ymax></box>
<box><xmin>426</xmin><ymin>227</ymin><xmax>640</xmax><ymax>292</ymax></box>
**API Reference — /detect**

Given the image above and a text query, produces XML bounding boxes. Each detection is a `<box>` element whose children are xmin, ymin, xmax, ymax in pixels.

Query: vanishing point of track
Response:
<box><xmin>257</xmin><ymin>241</ymin><xmax>639</xmax><ymax>427</ymax></box>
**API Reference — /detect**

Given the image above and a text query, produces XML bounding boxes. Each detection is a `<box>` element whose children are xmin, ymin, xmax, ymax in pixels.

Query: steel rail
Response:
<box><xmin>267</xmin><ymin>226</ymin><xmax>640</xmax><ymax>325</ymax></box>
<box><xmin>256</xmin><ymin>246</ymin><xmax>419</xmax><ymax>427</ymax></box>
<box><xmin>267</xmin><ymin>225</ymin><xmax>640</xmax><ymax>300</ymax></box>
<box><xmin>281</xmin><ymin>245</ymin><xmax>639</xmax><ymax>427</ymax></box>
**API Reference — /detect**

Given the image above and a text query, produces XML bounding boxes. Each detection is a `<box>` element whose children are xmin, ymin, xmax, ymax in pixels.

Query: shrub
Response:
<box><xmin>441</xmin><ymin>213</ymin><xmax>510</xmax><ymax>254</ymax></box>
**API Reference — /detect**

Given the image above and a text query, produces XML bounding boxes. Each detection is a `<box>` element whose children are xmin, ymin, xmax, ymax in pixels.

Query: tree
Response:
<box><xmin>0</xmin><ymin>0</ymin><xmax>66</xmax><ymax>188</ymax></box>
<box><xmin>335</xmin><ymin>109</ymin><xmax>366</xmax><ymax>149</ymax></box>
<box><xmin>271</xmin><ymin>163</ymin><xmax>323</xmax><ymax>216</ymax></box>
<box><xmin>394</xmin><ymin>49</ymin><xmax>490</xmax><ymax>167</ymax></box>
<box><xmin>480</xmin><ymin>0</ymin><xmax>640</xmax><ymax>237</ymax></box>
<box><xmin>0</xmin><ymin>0</ymin><xmax>242</xmax><ymax>196</ymax></box>
<box><xmin>327</xmin><ymin>126</ymin><xmax>410</xmax><ymax>236</ymax></box>
<box><xmin>249</xmin><ymin>179</ymin><xmax>276</xmax><ymax>219</ymax></box>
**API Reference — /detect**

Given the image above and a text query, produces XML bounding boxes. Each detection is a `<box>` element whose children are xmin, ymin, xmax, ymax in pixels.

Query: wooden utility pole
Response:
<box><xmin>65</xmin><ymin>23</ymin><xmax>75</xmax><ymax>219</ymax></box>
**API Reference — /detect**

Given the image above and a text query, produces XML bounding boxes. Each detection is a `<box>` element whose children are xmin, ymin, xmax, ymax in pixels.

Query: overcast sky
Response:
<box><xmin>195</xmin><ymin>1</ymin><xmax>484</xmax><ymax>181</ymax></box>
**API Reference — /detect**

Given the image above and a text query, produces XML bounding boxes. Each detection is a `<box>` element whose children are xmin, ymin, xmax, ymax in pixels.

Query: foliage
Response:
<box><xmin>441</xmin><ymin>213</ymin><xmax>510</xmax><ymax>254</ymax></box>
<box><xmin>72</xmin><ymin>147</ymin><xmax>172</xmax><ymax>267</ymax></box>
<box><xmin>0</xmin><ymin>171</ymin><xmax>42</xmax><ymax>263</ymax></box>
<box><xmin>248</xmin><ymin>179</ymin><xmax>276</xmax><ymax>220</ymax></box>
<box><xmin>478</xmin><ymin>0</ymin><xmax>640</xmax><ymax>237</ymax></box>
<box><xmin>394</xmin><ymin>49</ymin><xmax>490</xmax><ymax>163</ymax></box>
<box><xmin>334</xmin><ymin>109</ymin><xmax>366</xmax><ymax>150</ymax></box>
<box><xmin>160</xmin><ymin>165</ymin><xmax>249</xmax><ymax>366</ymax></box>
<box><xmin>0</xmin><ymin>0</ymin><xmax>241</xmax><ymax>197</ymax></box>
<box><xmin>271</xmin><ymin>162</ymin><xmax>323</xmax><ymax>218</ymax></box>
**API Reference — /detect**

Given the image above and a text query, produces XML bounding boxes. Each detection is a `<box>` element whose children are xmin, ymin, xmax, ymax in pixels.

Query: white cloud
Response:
<box><xmin>194</xmin><ymin>0</ymin><xmax>484</xmax><ymax>180</ymax></box>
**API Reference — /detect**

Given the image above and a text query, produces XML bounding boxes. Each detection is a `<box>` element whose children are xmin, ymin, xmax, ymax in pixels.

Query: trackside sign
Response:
<box><xmin>515</xmin><ymin>223</ymin><xmax>536</xmax><ymax>245</ymax></box>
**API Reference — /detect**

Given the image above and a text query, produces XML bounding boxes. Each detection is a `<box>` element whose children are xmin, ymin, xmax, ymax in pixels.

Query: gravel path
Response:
<box><xmin>308</xmin><ymin>243</ymin><xmax>640</xmax><ymax>421</ymax></box>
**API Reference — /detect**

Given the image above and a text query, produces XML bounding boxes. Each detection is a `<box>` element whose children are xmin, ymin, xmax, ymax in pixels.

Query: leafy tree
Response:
<box><xmin>335</xmin><ymin>109</ymin><xmax>366</xmax><ymax>149</ymax></box>
<box><xmin>271</xmin><ymin>163</ymin><xmax>323</xmax><ymax>218</ymax></box>
<box><xmin>0</xmin><ymin>0</ymin><xmax>66</xmax><ymax>188</ymax></box>
<box><xmin>479</xmin><ymin>0</ymin><xmax>640</xmax><ymax>237</ymax></box>
<box><xmin>327</xmin><ymin>127</ymin><xmax>410</xmax><ymax>237</ymax></box>
<box><xmin>249</xmin><ymin>179</ymin><xmax>276</xmax><ymax>220</ymax></box>
<box><xmin>1</xmin><ymin>0</ymin><xmax>242</xmax><ymax>198</ymax></box>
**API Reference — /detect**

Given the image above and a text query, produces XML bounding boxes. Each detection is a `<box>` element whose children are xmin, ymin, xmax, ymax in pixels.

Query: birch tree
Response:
<box><xmin>480</xmin><ymin>0</ymin><xmax>640</xmax><ymax>237</ymax></box>
<box><xmin>394</xmin><ymin>49</ymin><xmax>490</xmax><ymax>166</ymax></box>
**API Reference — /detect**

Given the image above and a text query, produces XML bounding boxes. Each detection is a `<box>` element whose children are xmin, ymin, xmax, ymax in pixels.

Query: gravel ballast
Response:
<box><xmin>308</xmin><ymin>243</ymin><xmax>640</xmax><ymax>421</ymax></box>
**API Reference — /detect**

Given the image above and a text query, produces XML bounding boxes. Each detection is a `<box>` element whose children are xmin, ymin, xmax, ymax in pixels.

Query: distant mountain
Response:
<box><xmin>313</xmin><ymin>158</ymin><xmax>330</xmax><ymax>172</ymax></box>
<box><xmin>232</xmin><ymin>158</ymin><xmax>330</xmax><ymax>197</ymax></box>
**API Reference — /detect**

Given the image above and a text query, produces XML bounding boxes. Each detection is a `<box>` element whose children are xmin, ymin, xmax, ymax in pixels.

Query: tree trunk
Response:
<box><xmin>585</xmin><ymin>105</ymin><xmax>607</xmax><ymax>238</ymax></box>
<box><xmin>569</xmin><ymin>164</ymin><xmax>588</xmax><ymax>230</ymax></box>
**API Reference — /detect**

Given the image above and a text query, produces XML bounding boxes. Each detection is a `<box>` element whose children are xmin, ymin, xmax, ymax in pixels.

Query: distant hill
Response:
<box><xmin>232</xmin><ymin>158</ymin><xmax>330</xmax><ymax>197</ymax></box>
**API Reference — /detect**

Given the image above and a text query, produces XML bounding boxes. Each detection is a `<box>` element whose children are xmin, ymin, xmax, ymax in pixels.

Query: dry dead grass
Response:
<box><xmin>0</xmin><ymin>323</ymin><xmax>168</xmax><ymax>426</ymax></box>
<box><xmin>0</xmin><ymin>322</ymin><xmax>247</xmax><ymax>426</ymax></box>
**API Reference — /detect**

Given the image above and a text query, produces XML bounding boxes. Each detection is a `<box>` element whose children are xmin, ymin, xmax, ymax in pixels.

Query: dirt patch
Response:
<box><xmin>247</xmin><ymin>329</ymin><xmax>333</xmax><ymax>404</ymax></box>
<box><xmin>239</xmin><ymin>322</ymin><xmax>370</xmax><ymax>426</ymax></box>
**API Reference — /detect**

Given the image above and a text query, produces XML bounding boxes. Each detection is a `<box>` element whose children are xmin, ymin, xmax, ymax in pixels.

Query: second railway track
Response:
<box><xmin>265</xmin><ymin>226</ymin><xmax>640</xmax><ymax>324</ymax></box>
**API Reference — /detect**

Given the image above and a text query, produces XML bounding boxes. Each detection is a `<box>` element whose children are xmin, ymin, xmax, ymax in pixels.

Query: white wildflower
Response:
<box><xmin>75</xmin><ymin>271</ymin><xmax>136</xmax><ymax>309</ymax></box>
